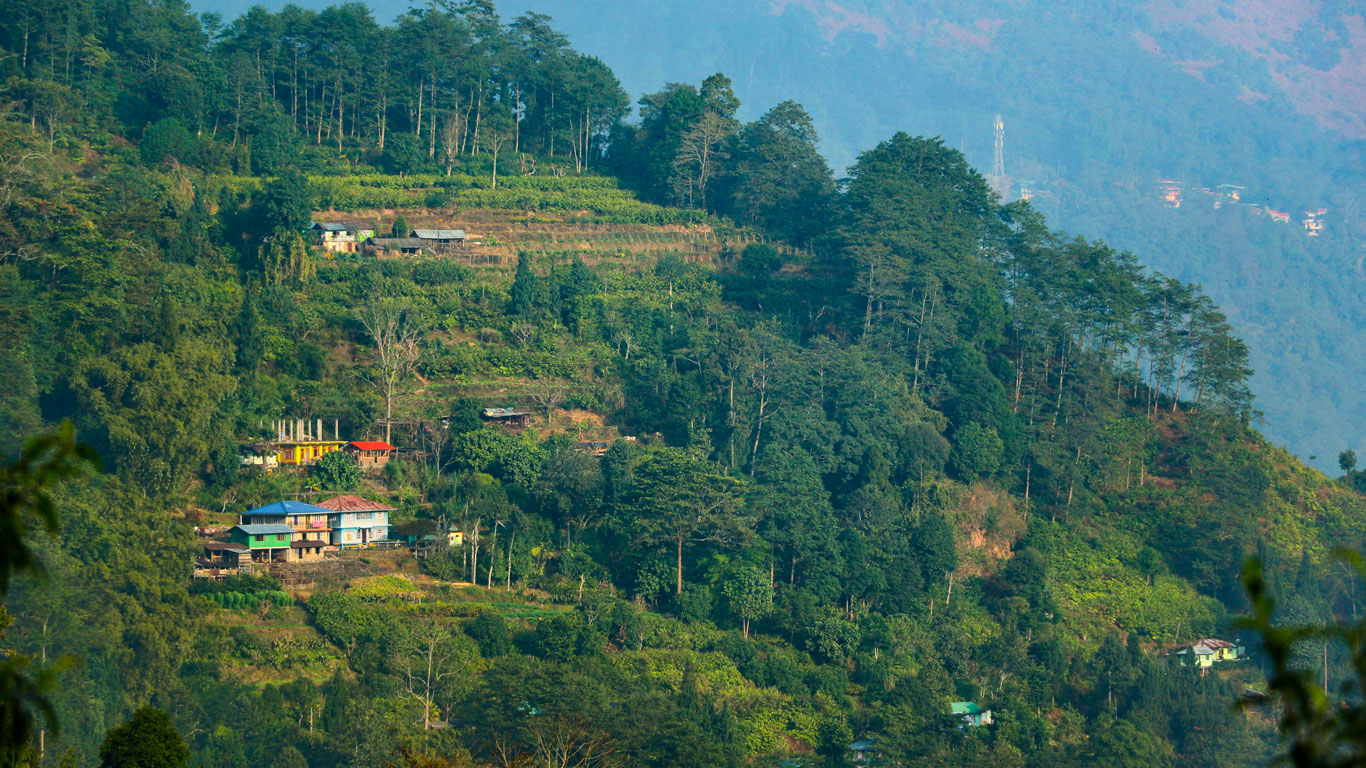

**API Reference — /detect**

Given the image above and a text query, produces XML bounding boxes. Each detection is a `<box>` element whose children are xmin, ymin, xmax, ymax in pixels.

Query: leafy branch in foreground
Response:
<box><xmin>0</xmin><ymin>421</ymin><xmax>99</xmax><ymax>592</ymax></box>
<box><xmin>1239</xmin><ymin>554</ymin><xmax>1366</xmax><ymax>768</ymax></box>
<box><xmin>0</xmin><ymin>421</ymin><xmax>98</xmax><ymax>764</ymax></box>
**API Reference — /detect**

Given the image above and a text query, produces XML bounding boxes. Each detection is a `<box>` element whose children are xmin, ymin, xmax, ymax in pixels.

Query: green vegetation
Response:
<box><xmin>0</xmin><ymin>1</ymin><xmax>1363</xmax><ymax>767</ymax></box>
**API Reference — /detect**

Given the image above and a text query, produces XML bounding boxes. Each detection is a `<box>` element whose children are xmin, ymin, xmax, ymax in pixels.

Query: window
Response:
<box><xmin>254</xmin><ymin>535</ymin><xmax>263</xmax><ymax>542</ymax></box>
<box><xmin>355</xmin><ymin>512</ymin><xmax>373</xmax><ymax>521</ymax></box>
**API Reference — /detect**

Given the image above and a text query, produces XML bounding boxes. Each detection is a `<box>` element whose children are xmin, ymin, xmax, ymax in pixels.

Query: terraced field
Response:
<box><xmin>313</xmin><ymin>206</ymin><xmax>789</xmax><ymax>269</ymax></box>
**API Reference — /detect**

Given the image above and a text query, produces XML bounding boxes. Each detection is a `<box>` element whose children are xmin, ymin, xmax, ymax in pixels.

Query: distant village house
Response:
<box><xmin>1172</xmin><ymin>638</ymin><xmax>1245</xmax><ymax>668</ymax></box>
<box><xmin>482</xmin><ymin>407</ymin><xmax>532</xmax><ymax>430</ymax></box>
<box><xmin>345</xmin><ymin>440</ymin><xmax>396</xmax><ymax>469</ymax></box>
<box><xmin>951</xmin><ymin>701</ymin><xmax>993</xmax><ymax>728</ymax></box>
<box><xmin>314</xmin><ymin>495</ymin><xmax>393</xmax><ymax>548</ymax></box>
<box><xmin>229</xmin><ymin>523</ymin><xmax>296</xmax><ymax>563</ymax></box>
<box><xmin>1303</xmin><ymin>208</ymin><xmax>1327</xmax><ymax>237</ymax></box>
<box><xmin>413</xmin><ymin>228</ymin><xmax>466</xmax><ymax>252</ymax></box>
<box><xmin>312</xmin><ymin>222</ymin><xmax>376</xmax><ymax>253</ymax></box>
<box><xmin>268</xmin><ymin>418</ymin><xmax>346</xmax><ymax>466</ymax></box>
<box><xmin>238</xmin><ymin>443</ymin><xmax>279</xmax><ymax>470</ymax></box>
<box><xmin>363</xmin><ymin>237</ymin><xmax>428</xmax><ymax>256</ymax></box>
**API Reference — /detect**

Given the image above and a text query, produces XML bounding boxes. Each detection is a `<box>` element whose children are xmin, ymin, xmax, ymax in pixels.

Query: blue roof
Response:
<box><xmin>243</xmin><ymin>500</ymin><xmax>335</xmax><ymax>518</ymax></box>
<box><xmin>233</xmin><ymin>524</ymin><xmax>296</xmax><ymax>535</ymax></box>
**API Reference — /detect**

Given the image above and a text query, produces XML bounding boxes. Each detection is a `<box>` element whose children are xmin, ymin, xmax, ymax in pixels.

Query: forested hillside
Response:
<box><xmin>470</xmin><ymin>0</ymin><xmax>1366</xmax><ymax>473</ymax></box>
<box><xmin>2</xmin><ymin>1</ymin><xmax>1366</xmax><ymax>767</ymax></box>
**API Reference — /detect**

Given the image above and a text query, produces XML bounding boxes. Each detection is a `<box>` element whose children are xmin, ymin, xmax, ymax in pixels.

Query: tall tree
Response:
<box><xmin>359</xmin><ymin>302</ymin><xmax>423</xmax><ymax>444</ymax></box>
<box><xmin>623</xmin><ymin>447</ymin><xmax>747</xmax><ymax>594</ymax></box>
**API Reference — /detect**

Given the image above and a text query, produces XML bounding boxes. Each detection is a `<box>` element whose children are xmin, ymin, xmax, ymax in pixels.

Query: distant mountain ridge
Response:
<box><xmin>761</xmin><ymin>0</ymin><xmax>1366</xmax><ymax>139</ymax></box>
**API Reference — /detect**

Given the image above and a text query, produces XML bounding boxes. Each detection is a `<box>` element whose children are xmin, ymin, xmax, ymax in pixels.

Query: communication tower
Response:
<box><xmin>991</xmin><ymin>114</ymin><xmax>1007</xmax><ymax>197</ymax></box>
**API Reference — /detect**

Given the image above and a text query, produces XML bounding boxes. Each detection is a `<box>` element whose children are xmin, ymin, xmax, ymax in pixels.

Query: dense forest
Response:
<box><xmin>2</xmin><ymin>1</ymin><xmax>1366</xmax><ymax>767</ymax></box>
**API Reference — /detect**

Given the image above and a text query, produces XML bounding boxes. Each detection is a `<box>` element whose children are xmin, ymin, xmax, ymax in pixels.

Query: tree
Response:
<box><xmin>71</xmin><ymin>341</ymin><xmax>236</xmax><ymax>493</ymax></box>
<box><xmin>722</xmin><ymin>564</ymin><xmax>773</xmax><ymax>638</ymax></box>
<box><xmin>393</xmin><ymin>621</ymin><xmax>481</xmax><ymax>731</ymax></box>
<box><xmin>481</xmin><ymin>111</ymin><xmax>514</xmax><ymax>190</ymax></box>
<box><xmin>391</xmin><ymin>215</ymin><xmax>409</xmax><ymax>238</ymax></box>
<box><xmin>718</xmin><ymin>100</ymin><xmax>834</xmax><ymax>244</ymax></box>
<box><xmin>624</xmin><ymin>447</ymin><xmax>747</xmax><ymax>594</ymax></box>
<box><xmin>509</xmin><ymin>254</ymin><xmax>536</xmax><ymax>316</ymax></box>
<box><xmin>140</xmin><ymin>118</ymin><xmax>194</xmax><ymax>165</ymax></box>
<box><xmin>0</xmin><ymin>423</ymin><xmax>98</xmax><ymax>594</ymax></box>
<box><xmin>234</xmin><ymin>294</ymin><xmax>265</xmax><ymax>372</ymax></box>
<box><xmin>259</xmin><ymin>230</ymin><xmax>314</xmax><ymax>285</ymax></box>
<box><xmin>0</xmin><ymin>424</ymin><xmax>96</xmax><ymax>765</ymax></box>
<box><xmin>526</xmin><ymin>379</ymin><xmax>569</xmax><ymax>424</ymax></box>
<box><xmin>949</xmin><ymin>422</ymin><xmax>1004</xmax><ymax>481</ymax></box>
<box><xmin>257</xmin><ymin>169</ymin><xmax>311</xmax><ymax>236</ymax></box>
<box><xmin>1338</xmin><ymin>450</ymin><xmax>1357</xmax><ymax>474</ymax></box>
<box><xmin>359</xmin><ymin>302</ymin><xmax>423</xmax><ymax>444</ymax></box>
<box><xmin>313</xmin><ymin>450</ymin><xmax>361</xmax><ymax>490</ymax></box>
<box><xmin>671</xmin><ymin>111</ymin><xmax>733</xmax><ymax>209</ymax></box>
<box><xmin>99</xmin><ymin>707</ymin><xmax>190</xmax><ymax>768</ymax></box>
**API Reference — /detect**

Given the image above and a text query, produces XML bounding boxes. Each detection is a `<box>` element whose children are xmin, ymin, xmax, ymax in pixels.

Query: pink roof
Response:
<box><xmin>315</xmin><ymin>494</ymin><xmax>394</xmax><ymax>512</ymax></box>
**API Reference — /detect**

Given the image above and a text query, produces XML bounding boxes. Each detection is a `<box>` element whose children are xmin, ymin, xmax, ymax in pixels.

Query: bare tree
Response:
<box><xmin>525</xmin><ymin>715</ymin><xmax>621</xmax><ymax>768</ymax></box>
<box><xmin>441</xmin><ymin>110</ymin><xmax>466</xmax><ymax>177</ymax></box>
<box><xmin>526</xmin><ymin>379</ymin><xmax>569</xmax><ymax>425</ymax></box>
<box><xmin>670</xmin><ymin>111</ymin><xmax>733</xmax><ymax>208</ymax></box>
<box><xmin>393</xmin><ymin>620</ymin><xmax>479</xmax><ymax>731</ymax></box>
<box><xmin>481</xmin><ymin>116</ymin><xmax>514</xmax><ymax>190</ymax></box>
<box><xmin>359</xmin><ymin>302</ymin><xmax>423</xmax><ymax>444</ymax></box>
<box><xmin>415</xmin><ymin>418</ymin><xmax>453</xmax><ymax>478</ymax></box>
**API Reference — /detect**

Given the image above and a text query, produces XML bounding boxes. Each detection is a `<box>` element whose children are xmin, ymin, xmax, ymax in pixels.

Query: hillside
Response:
<box><xmin>465</xmin><ymin>0</ymin><xmax>1366</xmax><ymax>473</ymax></box>
<box><xmin>4</xmin><ymin>1</ymin><xmax>1366</xmax><ymax>767</ymax></box>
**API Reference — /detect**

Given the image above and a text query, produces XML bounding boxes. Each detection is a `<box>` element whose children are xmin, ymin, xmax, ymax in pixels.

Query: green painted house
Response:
<box><xmin>951</xmin><ymin>701</ymin><xmax>993</xmax><ymax>728</ymax></box>
<box><xmin>229</xmin><ymin>523</ymin><xmax>294</xmax><ymax>562</ymax></box>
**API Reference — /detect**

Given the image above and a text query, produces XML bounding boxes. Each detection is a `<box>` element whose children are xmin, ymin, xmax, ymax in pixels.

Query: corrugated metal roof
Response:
<box><xmin>483</xmin><ymin>407</ymin><xmax>532</xmax><ymax>418</ymax></box>
<box><xmin>412</xmin><ymin>229</ymin><xmax>466</xmax><ymax>240</ymax></box>
<box><xmin>203</xmin><ymin>542</ymin><xmax>250</xmax><ymax>553</ymax></box>
<box><xmin>312</xmin><ymin>222</ymin><xmax>349</xmax><ymax>232</ymax></box>
<box><xmin>291</xmin><ymin>539</ymin><xmax>329</xmax><ymax>548</ymax></box>
<box><xmin>233</xmin><ymin>524</ymin><xmax>296</xmax><ymax>535</ymax></box>
<box><xmin>367</xmin><ymin>237</ymin><xmax>427</xmax><ymax>249</ymax></box>
<box><xmin>951</xmin><ymin>702</ymin><xmax>985</xmax><ymax>715</ymax></box>
<box><xmin>242</xmin><ymin>500</ymin><xmax>336</xmax><ymax>518</ymax></box>
<box><xmin>315</xmin><ymin>494</ymin><xmax>394</xmax><ymax>512</ymax></box>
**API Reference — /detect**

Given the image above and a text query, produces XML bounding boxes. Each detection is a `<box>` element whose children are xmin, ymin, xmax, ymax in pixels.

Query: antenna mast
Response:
<box><xmin>991</xmin><ymin>113</ymin><xmax>1007</xmax><ymax>198</ymax></box>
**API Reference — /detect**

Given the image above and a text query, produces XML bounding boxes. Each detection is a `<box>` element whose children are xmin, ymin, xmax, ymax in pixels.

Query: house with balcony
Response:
<box><xmin>315</xmin><ymin>495</ymin><xmax>392</xmax><ymax>548</ymax></box>
<box><xmin>312</xmin><ymin>222</ymin><xmax>376</xmax><ymax>253</ymax></box>
<box><xmin>229</xmin><ymin>524</ymin><xmax>296</xmax><ymax>563</ymax></box>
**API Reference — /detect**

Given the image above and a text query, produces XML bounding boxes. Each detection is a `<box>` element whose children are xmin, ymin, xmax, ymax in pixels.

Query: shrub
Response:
<box><xmin>313</xmin><ymin>449</ymin><xmax>361</xmax><ymax>490</ymax></box>
<box><xmin>464</xmin><ymin>612</ymin><xmax>512</xmax><ymax>657</ymax></box>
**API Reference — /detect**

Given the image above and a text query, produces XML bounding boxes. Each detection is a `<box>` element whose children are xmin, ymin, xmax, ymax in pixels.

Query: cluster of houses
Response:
<box><xmin>310</xmin><ymin>221</ymin><xmax>467</xmax><ymax>256</ymax></box>
<box><xmin>197</xmin><ymin>495</ymin><xmax>394</xmax><ymax>576</ymax></box>
<box><xmin>1155</xmin><ymin>181</ymin><xmax>1327</xmax><ymax>235</ymax></box>
<box><xmin>239</xmin><ymin>418</ymin><xmax>395</xmax><ymax>471</ymax></box>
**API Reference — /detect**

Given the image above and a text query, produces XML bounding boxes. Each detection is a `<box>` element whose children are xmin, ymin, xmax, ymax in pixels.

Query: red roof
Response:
<box><xmin>314</xmin><ymin>494</ymin><xmax>394</xmax><ymax>512</ymax></box>
<box><xmin>347</xmin><ymin>441</ymin><xmax>396</xmax><ymax>451</ymax></box>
